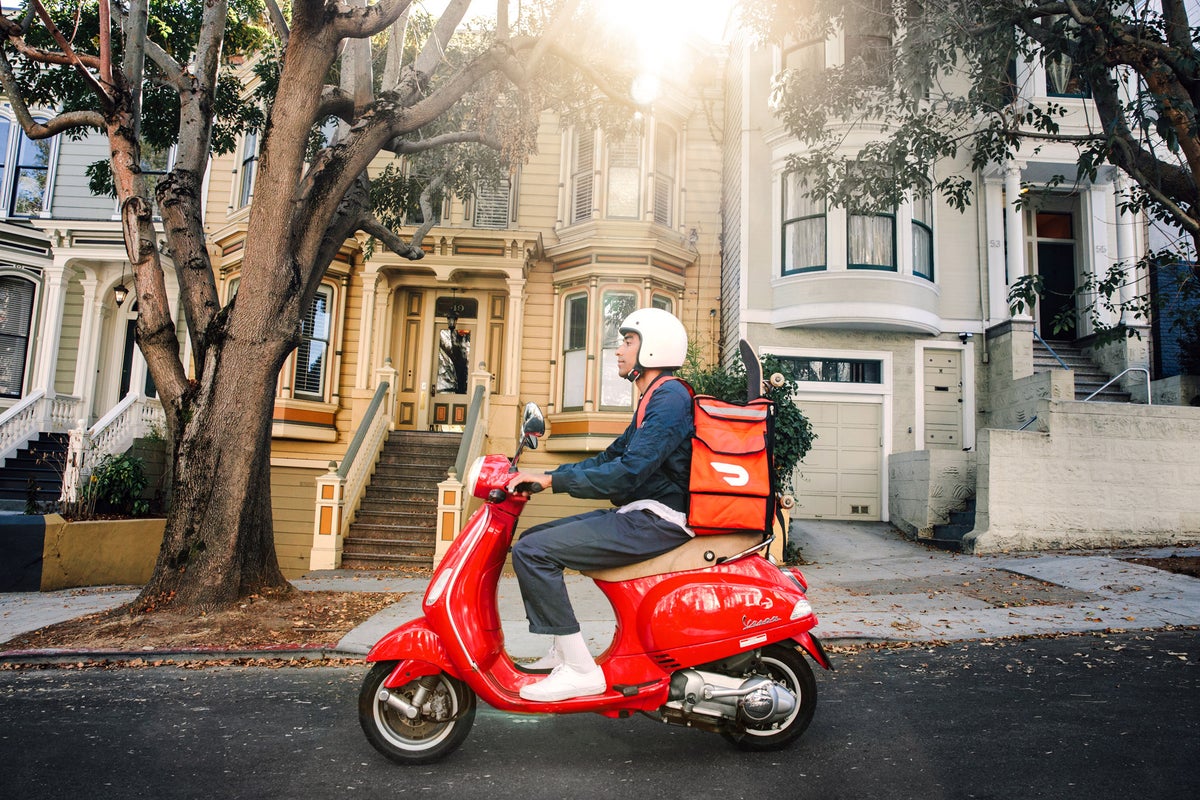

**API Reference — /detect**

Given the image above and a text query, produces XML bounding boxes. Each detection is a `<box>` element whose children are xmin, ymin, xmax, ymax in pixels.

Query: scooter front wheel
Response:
<box><xmin>721</xmin><ymin>644</ymin><xmax>817</xmax><ymax>752</ymax></box>
<box><xmin>358</xmin><ymin>661</ymin><xmax>477</xmax><ymax>764</ymax></box>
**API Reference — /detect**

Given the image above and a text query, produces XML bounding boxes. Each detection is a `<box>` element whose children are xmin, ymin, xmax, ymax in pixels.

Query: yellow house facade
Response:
<box><xmin>202</xmin><ymin>43</ymin><xmax>727</xmax><ymax>577</ymax></box>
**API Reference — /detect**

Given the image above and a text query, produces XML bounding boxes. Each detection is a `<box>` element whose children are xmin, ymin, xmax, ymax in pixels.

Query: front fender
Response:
<box><xmin>791</xmin><ymin>632</ymin><xmax>835</xmax><ymax>671</ymax></box>
<box><xmin>365</xmin><ymin>618</ymin><xmax>459</xmax><ymax>684</ymax></box>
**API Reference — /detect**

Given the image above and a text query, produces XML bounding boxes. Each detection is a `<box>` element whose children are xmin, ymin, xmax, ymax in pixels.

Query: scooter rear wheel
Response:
<box><xmin>721</xmin><ymin>644</ymin><xmax>817</xmax><ymax>752</ymax></box>
<box><xmin>359</xmin><ymin>661</ymin><xmax>477</xmax><ymax>764</ymax></box>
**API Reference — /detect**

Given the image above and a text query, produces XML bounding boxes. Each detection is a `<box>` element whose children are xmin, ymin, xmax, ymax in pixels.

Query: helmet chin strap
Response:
<box><xmin>625</xmin><ymin>365</ymin><xmax>642</xmax><ymax>383</ymax></box>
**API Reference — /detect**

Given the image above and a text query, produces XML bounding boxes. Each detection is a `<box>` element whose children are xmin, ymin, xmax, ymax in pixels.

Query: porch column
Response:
<box><xmin>1087</xmin><ymin>181</ymin><xmax>1117</xmax><ymax>331</ymax></box>
<box><xmin>504</xmin><ymin>276</ymin><xmax>526</xmax><ymax>395</ymax></box>
<box><xmin>29</xmin><ymin>258</ymin><xmax>70</xmax><ymax>396</ymax></box>
<box><xmin>984</xmin><ymin>174</ymin><xmax>1009</xmax><ymax>322</ymax></box>
<box><xmin>1113</xmin><ymin>173</ymin><xmax>1138</xmax><ymax>312</ymax></box>
<box><xmin>355</xmin><ymin>270</ymin><xmax>381</xmax><ymax>391</ymax></box>
<box><xmin>1004</xmin><ymin>163</ymin><xmax>1031</xmax><ymax>320</ymax></box>
<box><xmin>71</xmin><ymin>276</ymin><xmax>105</xmax><ymax>420</ymax></box>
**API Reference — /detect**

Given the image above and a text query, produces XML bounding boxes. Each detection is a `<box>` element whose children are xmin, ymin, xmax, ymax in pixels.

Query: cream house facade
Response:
<box><xmin>721</xmin><ymin>24</ymin><xmax>1199</xmax><ymax>552</ymax></box>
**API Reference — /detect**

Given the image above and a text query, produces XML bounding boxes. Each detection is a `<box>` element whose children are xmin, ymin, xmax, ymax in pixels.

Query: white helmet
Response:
<box><xmin>619</xmin><ymin>307</ymin><xmax>688</xmax><ymax>376</ymax></box>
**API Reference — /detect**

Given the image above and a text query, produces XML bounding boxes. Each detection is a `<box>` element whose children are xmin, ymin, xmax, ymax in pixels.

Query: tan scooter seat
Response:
<box><xmin>582</xmin><ymin>532</ymin><xmax>766</xmax><ymax>583</ymax></box>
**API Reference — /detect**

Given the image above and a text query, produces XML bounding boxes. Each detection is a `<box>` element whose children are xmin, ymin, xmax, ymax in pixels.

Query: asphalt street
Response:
<box><xmin>1</xmin><ymin>629</ymin><xmax>1196</xmax><ymax>800</ymax></box>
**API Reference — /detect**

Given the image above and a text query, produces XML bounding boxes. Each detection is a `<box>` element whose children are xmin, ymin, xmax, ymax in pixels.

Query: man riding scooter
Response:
<box><xmin>505</xmin><ymin>307</ymin><xmax>695</xmax><ymax>702</ymax></box>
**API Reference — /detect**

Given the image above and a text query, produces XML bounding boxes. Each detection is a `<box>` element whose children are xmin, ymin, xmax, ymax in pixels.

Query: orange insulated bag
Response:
<box><xmin>637</xmin><ymin>378</ymin><xmax>777</xmax><ymax>537</ymax></box>
<box><xmin>687</xmin><ymin>396</ymin><xmax>776</xmax><ymax>536</ymax></box>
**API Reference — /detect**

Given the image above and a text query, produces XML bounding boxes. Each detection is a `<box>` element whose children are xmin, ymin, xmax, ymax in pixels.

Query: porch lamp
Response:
<box><xmin>113</xmin><ymin>264</ymin><xmax>130</xmax><ymax>307</ymax></box>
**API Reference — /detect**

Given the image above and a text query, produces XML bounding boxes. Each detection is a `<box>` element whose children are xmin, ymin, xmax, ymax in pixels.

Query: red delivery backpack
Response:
<box><xmin>637</xmin><ymin>377</ymin><xmax>777</xmax><ymax>538</ymax></box>
<box><xmin>688</xmin><ymin>395</ymin><xmax>776</xmax><ymax>536</ymax></box>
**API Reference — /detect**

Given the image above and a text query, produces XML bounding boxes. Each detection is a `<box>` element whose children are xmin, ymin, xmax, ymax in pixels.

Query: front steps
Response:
<box><xmin>1034</xmin><ymin>339</ymin><xmax>1132</xmax><ymax>402</ymax></box>
<box><xmin>0</xmin><ymin>432</ymin><xmax>68</xmax><ymax>512</ymax></box>
<box><xmin>340</xmin><ymin>430</ymin><xmax>462</xmax><ymax>569</ymax></box>
<box><xmin>919</xmin><ymin>498</ymin><xmax>977</xmax><ymax>553</ymax></box>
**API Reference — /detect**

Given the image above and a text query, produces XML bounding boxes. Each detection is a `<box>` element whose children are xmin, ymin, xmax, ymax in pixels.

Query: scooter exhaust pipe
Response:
<box><xmin>377</xmin><ymin>689</ymin><xmax>420</xmax><ymax>719</ymax></box>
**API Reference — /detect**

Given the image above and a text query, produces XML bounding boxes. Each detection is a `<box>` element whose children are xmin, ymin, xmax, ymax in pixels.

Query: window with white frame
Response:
<box><xmin>0</xmin><ymin>274</ymin><xmax>36</xmax><ymax>399</ymax></box>
<box><xmin>473</xmin><ymin>177</ymin><xmax>513</xmax><ymax>229</ymax></box>
<box><xmin>559</xmin><ymin>288</ymin><xmax>641</xmax><ymax>412</ymax></box>
<box><xmin>294</xmin><ymin>284</ymin><xmax>333</xmax><ymax>400</ymax></box>
<box><xmin>567</xmin><ymin>123</ymin><xmax>679</xmax><ymax>228</ymax></box>
<box><xmin>606</xmin><ymin>134</ymin><xmax>640</xmax><ymax>219</ymax></box>
<box><xmin>845</xmin><ymin>0</ymin><xmax>894</xmax><ymax>85</ymax></box>
<box><xmin>237</xmin><ymin>131</ymin><xmax>258</xmax><ymax>208</ymax></box>
<box><xmin>562</xmin><ymin>292</ymin><xmax>589</xmax><ymax>410</ymax></box>
<box><xmin>912</xmin><ymin>191</ymin><xmax>933</xmax><ymax>280</ymax></box>
<box><xmin>782</xmin><ymin>33</ymin><xmax>825</xmax><ymax>74</ymax></box>
<box><xmin>569</xmin><ymin>130</ymin><xmax>595</xmax><ymax>224</ymax></box>
<box><xmin>653</xmin><ymin>127</ymin><xmax>677</xmax><ymax>227</ymax></box>
<box><xmin>2</xmin><ymin>116</ymin><xmax>55</xmax><ymax>217</ymax></box>
<box><xmin>848</xmin><ymin>208</ymin><xmax>896</xmax><ymax>270</ymax></box>
<box><xmin>228</xmin><ymin>277</ymin><xmax>335</xmax><ymax>402</ymax></box>
<box><xmin>782</xmin><ymin>172</ymin><xmax>827</xmax><ymax>274</ymax></box>
<box><xmin>140</xmin><ymin>143</ymin><xmax>174</xmax><ymax>218</ymax></box>
<box><xmin>599</xmin><ymin>289</ymin><xmax>638</xmax><ymax>409</ymax></box>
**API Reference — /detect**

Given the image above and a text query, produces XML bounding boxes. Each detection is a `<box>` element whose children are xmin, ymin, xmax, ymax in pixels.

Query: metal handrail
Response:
<box><xmin>1083</xmin><ymin>367</ymin><xmax>1152</xmax><ymax>405</ymax></box>
<box><xmin>1032</xmin><ymin>329</ymin><xmax>1070</xmax><ymax>370</ymax></box>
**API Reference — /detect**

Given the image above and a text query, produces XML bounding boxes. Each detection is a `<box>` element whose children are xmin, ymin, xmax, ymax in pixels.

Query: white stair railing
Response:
<box><xmin>59</xmin><ymin>393</ymin><xmax>166</xmax><ymax>503</ymax></box>
<box><xmin>0</xmin><ymin>390</ymin><xmax>82</xmax><ymax>465</ymax></box>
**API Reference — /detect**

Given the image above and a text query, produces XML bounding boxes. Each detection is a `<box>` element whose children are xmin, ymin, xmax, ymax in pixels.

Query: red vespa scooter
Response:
<box><xmin>358</xmin><ymin>404</ymin><xmax>832</xmax><ymax>764</ymax></box>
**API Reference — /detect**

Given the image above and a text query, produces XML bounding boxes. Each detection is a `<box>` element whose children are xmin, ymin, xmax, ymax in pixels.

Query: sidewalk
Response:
<box><xmin>2</xmin><ymin>519</ymin><xmax>1198</xmax><ymax>661</ymax></box>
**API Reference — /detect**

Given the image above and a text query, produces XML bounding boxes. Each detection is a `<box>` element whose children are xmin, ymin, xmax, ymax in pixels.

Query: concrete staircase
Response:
<box><xmin>920</xmin><ymin>497</ymin><xmax>976</xmax><ymax>553</ymax></box>
<box><xmin>340</xmin><ymin>430</ymin><xmax>462</xmax><ymax>569</ymax></box>
<box><xmin>1034</xmin><ymin>339</ymin><xmax>1131</xmax><ymax>402</ymax></box>
<box><xmin>0</xmin><ymin>432</ymin><xmax>68</xmax><ymax>512</ymax></box>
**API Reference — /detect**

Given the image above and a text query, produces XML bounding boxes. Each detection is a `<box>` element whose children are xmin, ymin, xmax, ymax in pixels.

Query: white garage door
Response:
<box><xmin>792</xmin><ymin>401</ymin><xmax>882</xmax><ymax>520</ymax></box>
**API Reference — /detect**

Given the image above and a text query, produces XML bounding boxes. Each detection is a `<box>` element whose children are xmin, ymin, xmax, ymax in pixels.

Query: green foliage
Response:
<box><xmin>85</xmin><ymin>454</ymin><xmax>150</xmax><ymax>518</ymax></box>
<box><xmin>742</xmin><ymin>0</ymin><xmax>1200</xmax><ymax>341</ymax></box>
<box><xmin>678</xmin><ymin>346</ymin><xmax>815</xmax><ymax>495</ymax></box>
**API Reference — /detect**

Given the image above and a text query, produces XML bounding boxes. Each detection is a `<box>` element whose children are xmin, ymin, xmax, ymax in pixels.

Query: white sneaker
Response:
<box><xmin>519</xmin><ymin>664</ymin><xmax>606</xmax><ymax>702</ymax></box>
<box><xmin>525</xmin><ymin>642</ymin><xmax>562</xmax><ymax>671</ymax></box>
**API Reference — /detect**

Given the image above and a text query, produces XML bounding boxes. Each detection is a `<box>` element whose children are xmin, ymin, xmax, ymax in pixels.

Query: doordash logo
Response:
<box><xmin>712</xmin><ymin>462</ymin><xmax>749</xmax><ymax>487</ymax></box>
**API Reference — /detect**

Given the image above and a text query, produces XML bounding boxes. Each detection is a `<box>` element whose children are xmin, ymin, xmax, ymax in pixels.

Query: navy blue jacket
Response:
<box><xmin>549</xmin><ymin>376</ymin><xmax>693</xmax><ymax>512</ymax></box>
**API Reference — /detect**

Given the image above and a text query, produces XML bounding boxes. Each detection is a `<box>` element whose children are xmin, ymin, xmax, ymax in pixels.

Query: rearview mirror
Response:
<box><xmin>520</xmin><ymin>402</ymin><xmax>545</xmax><ymax>449</ymax></box>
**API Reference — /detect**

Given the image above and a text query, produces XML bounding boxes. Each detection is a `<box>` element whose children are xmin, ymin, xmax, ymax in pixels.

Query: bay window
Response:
<box><xmin>559</xmin><ymin>288</ymin><xmax>656</xmax><ymax>413</ymax></box>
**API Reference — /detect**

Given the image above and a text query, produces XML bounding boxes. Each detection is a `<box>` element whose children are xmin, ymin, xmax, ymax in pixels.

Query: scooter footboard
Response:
<box><xmin>365</xmin><ymin>618</ymin><xmax>460</xmax><ymax>685</ymax></box>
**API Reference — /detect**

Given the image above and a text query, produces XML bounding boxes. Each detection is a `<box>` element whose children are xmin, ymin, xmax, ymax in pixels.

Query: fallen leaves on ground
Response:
<box><xmin>1</xmin><ymin>590</ymin><xmax>405</xmax><ymax>655</ymax></box>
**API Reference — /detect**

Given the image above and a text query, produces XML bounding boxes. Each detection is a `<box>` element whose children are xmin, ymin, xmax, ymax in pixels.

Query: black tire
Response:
<box><xmin>358</xmin><ymin>661</ymin><xmax>477</xmax><ymax>764</ymax></box>
<box><xmin>721</xmin><ymin>644</ymin><xmax>817</xmax><ymax>752</ymax></box>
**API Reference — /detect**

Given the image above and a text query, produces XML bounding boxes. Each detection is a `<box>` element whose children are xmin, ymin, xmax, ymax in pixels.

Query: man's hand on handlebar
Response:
<box><xmin>506</xmin><ymin>472</ymin><xmax>551</xmax><ymax>497</ymax></box>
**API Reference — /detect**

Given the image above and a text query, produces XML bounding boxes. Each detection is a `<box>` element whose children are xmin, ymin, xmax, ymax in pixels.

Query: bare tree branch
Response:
<box><xmin>0</xmin><ymin>52</ymin><xmax>104</xmax><ymax>133</ymax></box>
<box><xmin>361</xmin><ymin>215</ymin><xmax>426</xmax><ymax>259</ymax></box>
<box><xmin>386</xmin><ymin>129</ymin><xmax>504</xmax><ymax>155</ymax></box>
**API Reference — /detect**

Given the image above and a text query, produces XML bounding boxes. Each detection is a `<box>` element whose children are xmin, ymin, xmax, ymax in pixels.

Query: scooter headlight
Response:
<box><xmin>464</xmin><ymin>456</ymin><xmax>486</xmax><ymax>497</ymax></box>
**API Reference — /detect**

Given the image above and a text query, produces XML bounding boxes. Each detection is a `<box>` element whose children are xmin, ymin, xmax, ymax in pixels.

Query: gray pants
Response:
<box><xmin>511</xmin><ymin>508</ymin><xmax>692</xmax><ymax>635</ymax></box>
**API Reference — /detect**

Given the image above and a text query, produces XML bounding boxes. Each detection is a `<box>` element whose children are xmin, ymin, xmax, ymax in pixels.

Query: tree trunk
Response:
<box><xmin>134</xmin><ymin>334</ymin><xmax>294</xmax><ymax>612</ymax></box>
